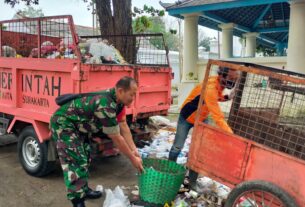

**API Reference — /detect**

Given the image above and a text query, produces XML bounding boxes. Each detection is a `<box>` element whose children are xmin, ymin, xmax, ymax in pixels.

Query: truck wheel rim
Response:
<box><xmin>22</xmin><ymin>136</ymin><xmax>41</xmax><ymax>168</ymax></box>
<box><xmin>232</xmin><ymin>190</ymin><xmax>284</xmax><ymax>207</ymax></box>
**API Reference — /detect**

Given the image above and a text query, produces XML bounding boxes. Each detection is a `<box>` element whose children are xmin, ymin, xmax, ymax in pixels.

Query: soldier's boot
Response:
<box><xmin>71</xmin><ymin>198</ymin><xmax>86</xmax><ymax>207</ymax></box>
<box><xmin>85</xmin><ymin>187</ymin><xmax>102</xmax><ymax>199</ymax></box>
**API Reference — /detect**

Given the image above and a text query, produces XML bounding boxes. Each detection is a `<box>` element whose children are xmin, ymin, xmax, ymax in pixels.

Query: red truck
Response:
<box><xmin>0</xmin><ymin>15</ymin><xmax>172</xmax><ymax>176</ymax></box>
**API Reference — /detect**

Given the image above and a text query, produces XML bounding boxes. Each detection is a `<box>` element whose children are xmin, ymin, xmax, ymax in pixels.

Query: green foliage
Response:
<box><xmin>256</xmin><ymin>45</ymin><xmax>277</xmax><ymax>56</ymax></box>
<box><xmin>132</xmin><ymin>4</ymin><xmax>165</xmax><ymax>33</ymax></box>
<box><xmin>133</xmin><ymin>4</ymin><xmax>165</xmax><ymax>18</ymax></box>
<box><xmin>169</xmin><ymin>29</ymin><xmax>177</xmax><ymax>34</ymax></box>
<box><xmin>133</xmin><ymin>16</ymin><xmax>179</xmax><ymax>51</ymax></box>
<box><xmin>199</xmin><ymin>37</ymin><xmax>213</xmax><ymax>51</ymax></box>
<box><xmin>134</xmin><ymin>16</ymin><xmax>152</xmax><ymax>33</ymax></box>
<box><xmin>1</xmin><ymin>25</ymin><xmax>7</xmax><ymax>31</ymax></box>
<box><xmin>18</xmin><ymin>6</ymin><xmax>44</xmax><ymax>17</ymax></box>
<box><xmin>163</xmin><ymin>32</ymin><xmax>179</xmax><ymax>51</ymax></box>
<box><xmin>5</xmin><ymin>0</ymin><xmax>39</xmax><ymax>7</ymax></box>
<box><xmin>132</xmin><ymin>5</ymin><xmax>178</xmax><ymax>51</ymax></box>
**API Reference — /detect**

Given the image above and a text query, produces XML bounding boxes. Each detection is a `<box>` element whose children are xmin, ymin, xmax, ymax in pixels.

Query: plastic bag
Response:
<box><xmin>2</xmin><ymin>46</ymin><xmax>16</xmax><ymax>57</ymax></box>
<box><xmin>149</xmin><ymin>116</ymin><xmax>171</xmax><ymax>126</ymax></box>
<box><xmin>103</xmin><ymin>186</ymin><xmax>130</xmax><ymax>207</ymax></box>
<box><xmin>89</xmin><ymin>41</ymin><xmax>116</xmax><ymax>64</ymax></box>
<box><xmin>95</xmin><ymin>185</ymin><xmax>104</xmax><ymax>193</ymax></box>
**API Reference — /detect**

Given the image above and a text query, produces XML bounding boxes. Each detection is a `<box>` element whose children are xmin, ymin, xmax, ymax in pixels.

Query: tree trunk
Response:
<box><xmin>112</xmin><ymin>0</ymin><xmax>136</xmax><ymax>63</ymax></box>
<box><xmin>96</xmin><ymin>0</ymin><xmax>135</xmax><ymax>64</ymax></box>
<box><xmin>112</xmin><ymin>0</ymin><xmax>132</xmax><ymax>35</ymax></box>
<box><xmin>96</xmin><ymin>0</ymin><xmax>114</xmax><ymax>35</ymax></box>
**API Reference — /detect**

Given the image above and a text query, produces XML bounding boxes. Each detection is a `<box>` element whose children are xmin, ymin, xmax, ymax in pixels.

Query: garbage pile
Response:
<box><xmin>174</xmin><ymin>177</ymin><xmax>230</xmax><ymax>207</ymax></box>
<box><xmin>137</xmin><ymin>115</ymin><xmax>189</xmax><ymax>165</ymax></box>
<box><xmin>99</xmin><ymin>178</ymin><xmax>230</xmax><ymax>207</ymax></box>
<box><xmin>27</xmin><ymin>40</ymin><xmax>77</xmax><ymax>59</ymax></box>
<box><xmin>137</xmin><ymin>129</ymin><xmax>190</xmax><ymax>165</ymax></box>
<box><xmin>1</xmin><ymin>45</ymin><xmax>17</xmax><ymax>57</ymax></box>
<box><xmin>134</xmin><ymin>116</ymin><xmax>231</xmax><ymax>206</ymax></box>
<box><xmin>79</xmin><ymin>39</ymin><xmax>127</xmax><ymax>64</ymax></box>
<box><xmin>41</xmin><ymin>38</ymin><xmax>126</xmax><ymax>62</ymax></box>
<box><xmin>2</xmin><ymin>38</ymin><xmax>127</xmax><ymax>64</ymax></box>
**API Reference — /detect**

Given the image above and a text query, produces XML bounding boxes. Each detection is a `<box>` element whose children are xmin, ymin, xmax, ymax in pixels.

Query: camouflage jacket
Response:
<box><xmin>51</xmin><ymin>88</ymin><xmax>124</xmax><ymax>135</ymax></box>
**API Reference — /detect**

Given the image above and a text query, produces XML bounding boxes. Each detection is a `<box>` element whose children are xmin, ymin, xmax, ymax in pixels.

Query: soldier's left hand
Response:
<box><xmin>133</xmin><ymin>149</ymin><xmax>141</xmax><ymax>158</ymax></box>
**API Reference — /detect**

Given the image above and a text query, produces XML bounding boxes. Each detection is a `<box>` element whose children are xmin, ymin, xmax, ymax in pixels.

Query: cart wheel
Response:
<box><xmin>17</xmin><ymin>126</ymin><xmax>55</xmax><ymax>177</ymax></box>
<box><xmin>225</xmin><ymin>180</ymin><xmax>298</xmax><ymax>207</ymax></box>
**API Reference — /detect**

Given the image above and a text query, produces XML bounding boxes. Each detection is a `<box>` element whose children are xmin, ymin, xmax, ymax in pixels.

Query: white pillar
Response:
<box><xmin>182</xmin><ymin>14</ymin><xmax>199</xmax><ymax>82</ymax></box>
<box><xmin>287</xmin><ymin>0</ymin><xmax>305</xmax><ymax>73</ymax></box>
<box><xmin>243</xmin><ymin>32</ymin><xmax>258</xmax><ymax>57</ymax></box>
<box><xmin>241</xmin><ymin>38</ymin><xmax>246</xmax><ymax>57</ymax></box>
<box><xmin>218</xmin><ymin>23</ymin><xmax>234</xmax><ymax>58</ymax></box>
<box><xmin>177</xmin><ymin>14</ymin><xmax>199</xmax><ymax>107</ymax></box>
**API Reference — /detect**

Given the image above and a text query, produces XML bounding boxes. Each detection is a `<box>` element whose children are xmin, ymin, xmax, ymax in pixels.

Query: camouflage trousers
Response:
<box><xmin>50</xmin><ymin>115</ymin><xmax>91</xmax><ymax>200</ymax></box>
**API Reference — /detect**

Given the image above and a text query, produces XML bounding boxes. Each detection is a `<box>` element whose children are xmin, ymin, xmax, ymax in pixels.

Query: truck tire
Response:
<box><xmin>225</xmin><ymin>180</ymin><xmax>298</xmax><ymax>207</ymax></box>
<box><xmin>17</xmin><ymin>126</ymin><xmax>55</xmax><ymax>177</ymax></box>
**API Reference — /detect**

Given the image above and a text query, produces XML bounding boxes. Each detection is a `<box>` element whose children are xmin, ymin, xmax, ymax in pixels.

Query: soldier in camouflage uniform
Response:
<box><xmin>50</xmin><ymin>77</ymin><xmax>143</xmax><ymax>207</ymax></box>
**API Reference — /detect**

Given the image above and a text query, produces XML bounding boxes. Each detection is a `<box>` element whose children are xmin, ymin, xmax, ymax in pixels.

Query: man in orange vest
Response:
<box><xmin>169</xmin><ymin>67</ymin><xmax>240</xmax><ymax>189</ymax></box>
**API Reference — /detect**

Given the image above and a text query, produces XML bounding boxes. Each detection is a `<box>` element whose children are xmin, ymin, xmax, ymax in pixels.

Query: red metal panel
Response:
<box><xmin>0</xmin><ymin>15</ymin><xmax>75</xmax><ymax>24</ymax></box>
<box><xmin>82</xmin><ymin>64</ymin><xmax>133</xmax><ymax>92</ymax></box>
<box><xmin>0</xmin><ymin>58</ymin><xmax>172</xmax><ymax>125</ymax></box>
<box><xmin>81</xmin><ymin>64</ymin><xmax>136</xmax><ymax>117</ymax></box>
<box><xmin>0</xmin><ymin>58</ymin><xmax>79</xmax><ymax>123</ymax></box>
<box><xmin>244</xmin><ymin>146</ymin><xmax>305</xmax><ymax>207</ymax></box>
<box><xmin>188</xmin><ymin>124</ymin><xmax>305</xmax><ymax>206</ymax></box>
<box><xmin>137</xmin><ymin>67</ymin><xmax>171</xmax><ymax>115</ymax></box>
<box><xmin>0</xmin><ymin>67</ymin><xmax>14</xmax><ymax>107</ymax></box>
<box><xmin>0</xmin><ymin>23</ymin><xmax>2</xmax><ymax>57</ymax></box>
<box><xmin>0</xmin><ymin>58</ymin><xmax>78</xmax><ymax>73</ymax></box>
<box><xmin>7</xmin><ymin>117</ymin><xmax>49</xmax><ymax>142</ymax></box>
<box><xmin>81</xmin><ymin>64</ymin><xmax>171</xmax><ymax>119</ymax></box>
<box><xmin>188</xmin><ymin>123</ymin><xmax>248</xmax><ymax>185</ymax></box>
<box><xmin>16</xmin><ymin>69</ymin><xmax>70</xmax><ymax>112</ymax></box>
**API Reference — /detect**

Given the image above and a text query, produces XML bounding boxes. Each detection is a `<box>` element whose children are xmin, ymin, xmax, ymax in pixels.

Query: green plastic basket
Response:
<box><xmin>138</xmin><ymin>158</ymin><xmax>186</xmax><ymax>205</ymax></box>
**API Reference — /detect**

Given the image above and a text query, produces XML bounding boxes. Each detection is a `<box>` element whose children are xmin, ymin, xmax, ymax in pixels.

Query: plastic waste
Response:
<box><xmin>89</xmin><ymin>41</ymin><xmax>116</xmax><ymax>64</ymax></box>
<box><xmin>96</xmin><ymin>185</ymin><xmax>104</xmax><ymax>193</ymax></box>
<box><xmin>131</xmin><ymin>190</ymin><xmax>139</xmax><ymax>196</ymax></box>
<box><xmin>103</xmin><ymin>186</ymin><xmax>130</xmax><ymax>207</ymax></box>
<box><xmin>177</xmin><ymin>157</ymin><xmax>187</xmax><ymax>165</ymax></box>
<box><xmin>2</xmin><ymin>45</ymin><xmax>16</xmax><ymax>57</ymax></box>
<box><xmin>189</xmin><ymin>190</ymin><xmax>198</xmax><ymax>199</ymax></box>
<box><xmin>149</xmin><ymin>115</ymin><xmax>171</xmax><ymax>126</ymax></box>
<box><xmin>196</xmin><ymin>177</ymin><xmax>214</xmax><ymax>194</ymax></box>
<box><xmin>136</xmin><ymin>128</ymin><xmax>191</xmax><ymax>163</ymax></box>
<box><xmin>240</xmin><ymin>200</ymin><xmax>255</xmax><ymax>207</ymax></box>
<box><xmin>262</xmin><ymin>78</ymin><xmax>268</xmax><ymax>89</ymax></box>
<box><xmin>216</xmin><ymin>184</ymin><xmax>230</xmax><ymax>199</ymax></box>
<box><xmin>174</xmin><ymin>198</ymin><xmax>188</xmax><ymax>207</ymax></box>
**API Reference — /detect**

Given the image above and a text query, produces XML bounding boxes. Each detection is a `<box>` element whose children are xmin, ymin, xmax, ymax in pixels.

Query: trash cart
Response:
<box><xmin>188</xmin><ymin>59</ymin><xmax>305</xmax><ymax>207</ymax></box>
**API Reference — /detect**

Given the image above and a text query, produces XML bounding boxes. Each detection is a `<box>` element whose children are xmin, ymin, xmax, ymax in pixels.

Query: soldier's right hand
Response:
<box><xmin>131</xmin><ymin>156</ymin><xmax>144</xmax><ymax>173</ymax></box>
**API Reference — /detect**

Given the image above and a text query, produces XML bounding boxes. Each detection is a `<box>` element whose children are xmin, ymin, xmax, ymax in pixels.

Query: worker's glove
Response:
<box><xmin>227</xmin><ymin>78</ymin><xmax>240</xmax><ymax>100</ymax></box>
<box><xmin>228</xmin><ymin>88</ymin><xmax>237</xmax><ymax>100</ymax></box>
<box><xmin>224</xmin><ymin>87</ymin><xmax>237</xmax><ymax>101</ymax></box>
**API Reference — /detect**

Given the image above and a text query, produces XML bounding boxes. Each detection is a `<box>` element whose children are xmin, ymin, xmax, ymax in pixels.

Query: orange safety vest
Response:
<box><xmin>180</xmin><ymin>76</ymin><xmax>233</xmax><ymax>133</ymax></box>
